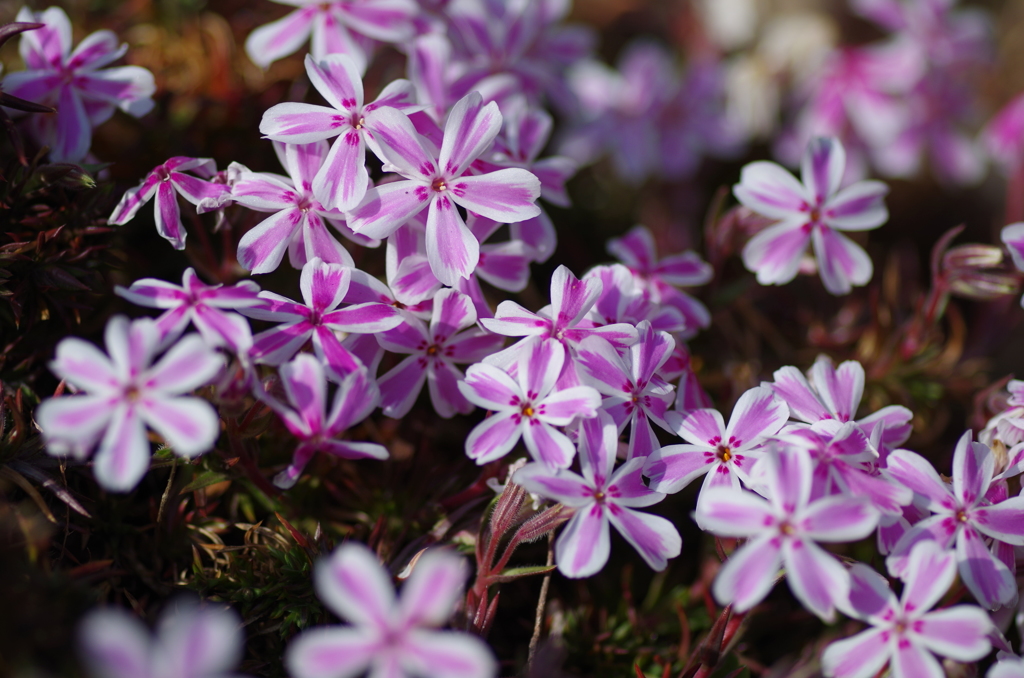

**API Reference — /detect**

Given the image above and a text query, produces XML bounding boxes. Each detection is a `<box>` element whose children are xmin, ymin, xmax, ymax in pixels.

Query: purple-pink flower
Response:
<box><xmin>377</xmin><ymin>288</ymin><xmax>504</xmax><ymax>418</ymax></box>
<box><xmin>36</xmin><ymin>316</ymin><xmax>223</xmax><ymax>492</ymax></box>
<box><xmin>514</xmin><ymin>412</ymin><xmax>681</xmax><ymax>578</ymax></box>
<box><xmin>347</xmin><ymin>92</ymin><xmax>542</xmax><ymax>285</ymax></box>
<box><xmin>259</xmin><ymin>53</ymin><xmax>419</xmax><ymax>212</ymax></box>
<box><xmin>79</xmin><ymin>599</ymin><xmax>248</xmax><ymax>678</ymax></box>
<box><xmin>696</xmin><ymin>446</ymin><xmax>880</xmax><ymax>620</ymax></box>
<box><xmin>885</xmin><ymin>431</ymin><xmax>1024</xmax><ymax>609</ymax></box>
<box><xmin>459</xmin><ymin>338</ymin><xmax>601</xmax><ymax>468</ymax></box>
<box><xmin>285</xmin><ymin>542</ymin><xmax>497</xmax><ymax>678</ymax></box>
<box><xmin>643</xmin><ymin>385</ymin><xmax>788</xmax><ymax>496</ymax></box>
<box><xmin>239</xmin><ymin>258</ymin><xmax>402</xmax><ymax>377</ymax></box>
<box><xmin>5</xmin><ymin>6</ymin><xmax>155</xmax><ymax>162</ymax></box>
<box><xmin>115</xmin><ymin>268</ymin><xmax>261</xmax><ymax>353</ymax></box>
<box><xmin>244</xmin><ymin>0</ymin><xmax>417</xmax><ymax>71</ymax></box>
<box><xmin>109</xmin><ymin>157</ymin><xmax>232</xmax><ymax>250</ymax></box>
<box><xmin>735</xmin><ymin>136</ymin><xmax>889</xmax><ymax>295</ymax></box>
<box><xmin>822</xmin><ymin>541</ymin><xmax>993</xmax><ymax>678</ymax></box>
<box><xmin>258</xmin><ymin>354</ymin><xmax>387</xmax><ymax>488</ymax></box>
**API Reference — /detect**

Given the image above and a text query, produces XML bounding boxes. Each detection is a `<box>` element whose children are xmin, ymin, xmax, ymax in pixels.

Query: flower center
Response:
<box><xmin>521</xmin><ymin>404</ymin><xmax>535</xmax><ymax>418</ymax></box>
<box><xmin>352</xmin><ymin>114</ymin><xmax>364</xmax><ymax>130</ymax></box>
<box><xmin>156</xmin><ymin>166</ymin><xmax>171</xmax><ymax>182</ymax></box>
<box><xmin>426</xmin><ymin>344</ymin><xmax>439</xmax><ymax>356</ymax></box>
<box><xmin>593</xmin><ymin>490</ymin><xmax>606</xmax><ymax>503</ymax></box>
<box><xmin>716</xmin><ymin>444</ymin><xmax>732</xmax><ymax>462</ymax></box>
<box><xmin>779</xmin><ymin>521</ymin><xmax>795</xmax><ymax>535</ymax></box>
<box><xmin>809</xmin><ymin>206</ymin><xmax>822</xmax><ymax>223</ymax></box>
<box><xmin>956</xmin><ymin>509</ymin><xmax>969</xmax><ymax>523</ymax></box>
<box><xmin>431</xmin><ymin>177</ymin><xmax>448</xmax><ymax>192</ymax></box>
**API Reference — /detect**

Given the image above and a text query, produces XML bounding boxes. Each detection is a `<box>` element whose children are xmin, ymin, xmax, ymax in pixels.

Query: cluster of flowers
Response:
<box><xmin>5</xmin><ymin>1</ymin><xmax>1024</xmax><ymax>677</ymax></box>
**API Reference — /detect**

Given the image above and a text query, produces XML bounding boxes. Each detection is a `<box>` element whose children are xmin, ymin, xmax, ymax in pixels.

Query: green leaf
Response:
<box><xmin>179</xmin><ymin>471</ymin><xmax>230</xmax><ymax>494</ymax></box>
<box><xmin>490</xmin><ymin>564</ymin><xmax>556</xmax><ymax>583</ymax></box>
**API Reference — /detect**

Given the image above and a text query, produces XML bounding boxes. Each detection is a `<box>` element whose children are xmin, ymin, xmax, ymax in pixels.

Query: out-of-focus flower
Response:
<box><xmin>771</xmin><ymin>355</ymin><xmax>913</xmax><ymax>457</ymax></box>
<box><xmin>376</xmin><ymin>288</ymin><xmax>503</xmax><ymax>418</ymax></box>
<box><xmin>285</xmin><ymin>542</ymin><xmax>497</xmax><ymax>678</ymax></box>
<box><xmin>886</xmin><ymin>431</ymin><xmax>1024</xmax><ymax>610</ymax></box>
<box><xmin>575</xmin><ymin>321</ymin><xmax>676</xmax><ymax>460</ymax></box>
<box><xmin>79</xmin><ymin>599</ymin><xmax>248</xmax><ymax>678</ymax></box>
<box><xmin>260</xmin><ymin>54</ymin><xmax>418</xmax><ymax>212</ymax></box>
<box><xmin>258</xmin><ymin>354</ymin><xmax>387</xmax><ymax>488</ymax></box>
<box><xmin>696</xmin><ymin>446</ymin><xmax>880</xmax><ymax>620</ymax></box>
<box><xmin>983</xmin><ymin>93</ymin><xmax>1024</xmax><ymax>174</ymax></box>
<box><xmin>989</xmin><ymin>656</ymin><xmax>1024</xmax><ymax>678</ymax></box>
<box><xmin>514</xmin><ymin>412</ymin><xmax>681</xmax><ymax>578</ymax></box>
<box><xmin>239</xmin><ymin>258</ymin><xmax>402</xmax><ymax>377</ymax></box>
<box><xmin>115</xmin><ymin>268</ymin><xmax>261</xmax><ymax>353</ymax></box>
<box><xmin>735</xmin><ymin>136</ymin><xmax>889</xmax><ymax>295</ymax></box>
<box><xmin>36</xmin><ymin>316</ymin><xmax>223</xmax><ymax>492</ymax></box>
<box><xmin>5</xmin><ymin>6</ymin><xmax>154</xmax><ymax>162</ymax></box>
<box><xmin>644</xmin><ymin>385</ymin><xmax>787</xmax><ymax>496</ymax></box>
<box><xmin>109</xmin><ymin>157</ymin><xmax>231</xmax><ymax>250</ymax></box>
<box><xmin>822</xmin><ymin>541</ymin><xmax>993</xmax><ymax>678</ymax></box>
<box><xmin>245</xmin><ymin>0</ymin><xmax>418</xmax><ymax>71</ymax></box>
<box><xmin>347</xmin><ymin>92</ymin><xmax>542</xmax><ymax>285</ymax></box>
<box><xmin>233</xmin><ymin>140</ymin><xmax>362</xmax><ymax>273</ymax></box>
<box><xmin>459</xmin><ymin>337</ymin><xmax>601</xmax><ymax>469</ymax></box>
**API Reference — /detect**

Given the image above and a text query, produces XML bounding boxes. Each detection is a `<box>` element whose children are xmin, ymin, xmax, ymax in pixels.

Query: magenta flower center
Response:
<box><xmin>716</xmin><ymin>445</ymin><xmax>733</xmax><ymax>462</ymax></box>
<box><xmin>431</xmin><ymin>177</ymin><xmax>448</xmax><ymax>192</ymax></box>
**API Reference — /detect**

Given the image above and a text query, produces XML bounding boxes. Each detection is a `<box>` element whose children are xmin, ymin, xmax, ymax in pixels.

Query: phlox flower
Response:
<box><xmin>606</xmin><ymin>225</ymin><xmax>713</xmax><ymax>336</ymax></box>
<box><xmin>575</xmin><ymin>321</ymin><xmax>676</xmax><ymax>460</ymax></box>
<box><xmin>734</xmin><ymin>136</ymin><xmax>889</xmax><ymax>295</ymax></box>
<box><xmin>376</xmin><ymin>288</ymin><xmax>504</xmax><ymax>418</ymax></box>
<box><xmin>239</xmin><ymin>258</ymin><xmax>402</xmax><ymax>377</ymax></box>
<box><xmin>285</xmin><ymin>542</ymin><xmax>497</xmax><ymax>678</ymax></box>
<box><xmin>979</xmin><ymin>379</ymin><xmax>1024</xmax><ymax>451</ymax></box>
<box><xmin>514</xmin><ymin>412</ymin><xmax>681</xmax><ymax>578</ymax></box>
<box><xmin>258</xmin><ymin>354</ymin><xmax>387</xmax><ymax>488</ymax></box>
<box><xmin>347</xmin><ymin>92</ymin><xmax>542</xmax><ymax>285</ymax></box>
<box><xmin>885</xmin><ymin>431</ymin><xmax>1024</xmax><ymax>609</ymax></box>
<box><xmin>822</xmin><ymin>541</ymin><xmax>993</xmax><ymax>678</ymax></box>
<box><xmin>695</xmin><ymin>446</ymin><xmax>881</xmax><ymax>620</ymax></box>
<box><xmin>771</xmin><ymin>354</ymin><xmax>913</xmax><ymax>457</ymax></box>
<box><xmin>1001</xmin><ymin>224</ymin><xmax>1024</xmax><ymax>309</ymax></box>
<box><xmin>5</xmin><ymin>6</ymin><xmax>155</xmax><ymax>162</ymax></box>
<box><xmin>79</xmin><ymin>599</ymin><xmax>248</xmax><ymax>678</ymax></box>
<box><xmin>245</xmin><ymin>0</ymin><xmax>417</xmax><ymax>71</ymax></box>
<box><xmin>36</xmin><ymin>316</ymin><xmax>223</xmax><ymax>492</ymax></box>
<box><xmin>480</xmin><ymin>264</ymin><xmax>638</xmax><ymax>376</ymax></box>
<box><xmin>643</xmin><ymin>385</ymin><xmax>788</xmax><ymax>496</ymax></box>
<box><xmin>459</xmin><ymin>337</ymin><xmax>601</xmax><ymax>468</ymax></box>
<box><xmin>115</xmin><ymin>268</ymin><xmax>261</xmax><ymax>353</ymax></box>
<box><xmin>109</xmin><ymin>157</ymin><xmax>232</xmax><ymax>250</ymax></box>
<box><xmin>260</xmin><ymin>53</ymin><xmax>419</xmax><ymax>211</ymax></box>
<box><xmin>983</xmin><ymin>93</ymin><xmax>1024</xmax><ymax>174</ymax></box>
<box><xmin>584</xmin><ymin>264</ymin><xmax>688</xmax><ymax>336</ymax></box>
<box><xmin>233</xmin><ymin>140</ymin><xmax>362</xmax><ymax>274</ymax></box>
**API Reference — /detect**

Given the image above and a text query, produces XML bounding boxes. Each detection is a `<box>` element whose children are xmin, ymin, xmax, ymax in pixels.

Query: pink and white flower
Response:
<box><xmin>5</xmin><ymin>6</ymin><xmax>155</xmax><ymax>162</ymax></box>
<box><xmin>822</xmin><ymin>541</ymin><xmax>993</xmax><ymax>678</ymax></box>
<box><xmin>735</xmin><ymin>136</ymin><xmax>889</xmax><ymax>295</ymax></box>
<box><xmin>459</xmin><ymin>338</ymin><xmax>601</xmax><ymax>469</ymax></box>
<box><xmin>347</xmin><ymin>92</ymin><xmax>542</xmax><ymax>285</ymax></box>
<box><xmin>285</xmin><ymin>542</ymin><xmax>497</xmax><ymax>678</ymax></box>
<box><xmin>644</xmin><ymin>385</ymin><xmax>788</xmax><ymax>496</ymax></box>
<box><xmin>239</xmin><ymin>258</ymin><xmax>402</xmax><ymax>377</ymax></box>
<box><xmin>258</xmin><ymin>354</ymin><xmax>388</xmax><ymax>488</ymax></box>
<box><xmin>79</xmin><ymin>599</ymin><xmax>248</xmax><ymax>678</ymax></box>
<box><xmin>696</xmin><ymin>446</ymin><xmax>881</xmax><ymax>620</ymax></box>
<box><xmin>377</xmin><ymin>288</ymin><xmax>504</xmax><ymax>418</ymax></box>
<box><xmin>885</xmin><ymin>431</ymin><xmax>1024</xmax><ymax>609</ymax></box>
<box><xmin>244</xmin><ymin>0</ymin><xmax>417</xmax><ymax>71</ymax></box>
<box><xmin>233</xmin><ymin>140</ymin><xmax>361</xmax><ymax>273</ymax></box>
<box><xmin>575</xmin><ymin>321</ymin><xmax>676</xmax><ymax>460</ymax></box>
<box><xmin>109</xmin><ymin>157</ymin><xmax>232</xmax><ymax>250</ymax></box>
<box><xmin>514</xmin><ymin>412</ymin><xmax>681</xmax><ymax>578</ymax></box>
<box><xmin>115</xmin><ymin>268</ymin><xmax>261</xmax><ymax>353</ymax></box>
<box><xmin>260</xmin><ymin>53</ymin><xmax>419</xmax><ymax>212</ymax></box>
<box><xmin>36</xmin><ymin>316</ymin><xmax>223</xmax><ymax>492</ymax></box>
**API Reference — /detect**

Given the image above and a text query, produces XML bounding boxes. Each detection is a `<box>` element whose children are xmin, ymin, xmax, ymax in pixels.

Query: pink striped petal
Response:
<box><xmin>427</xmin><ymin>360</ymin><xmax>473</xmax><ymax>418</ymax></box>
<box><xmin>608</xmin><ymin>503</ymin><xmax>681</xmax><ymax>572</ymax></box>
<box><xmin>430</xmin><ymin>288</ymin><xmax>476</xmax><ymax>340</ymax></box>
<box><xmin>555</xmin><ymin>503</ymin><xmax>610</xmax><ymax>578</ymax></box>
<box><xmin>551</xmin><ymin>265</ymin><xmax>601</xmax><ymax>329</ymax></box>
<box><xmin>465</xmin><ymin>410</ymin><xmax>522</xmax><ymax>464</ymax></box>
<box><xmin>783</xmin><ymin>538</ymin><xmax>850</xmax><ymax>620</ymax></box>
<box><xmin>398</xmin><ymin>549</ymin><xmax>468</xmax><ymax>628</ymax></box>
<box><xmin>694</xmin><ymin>487</ymin><xmax>775</xmax><ymax>536</ymax></box>
<box><xmin>821</xmin><ymin>628</ymin><xmax>891</xmax><ymax>678</ymax></box>
<box><xmin>677</xmin><ymin>408</ymin><xmax>726</xmax><ymax>447</ymax></box>
<box><xmin>37</xmin><ymin>395</ymin><xmax>115</xmax><ymax>458</ymax></box>
<box><xmin>50</xmin><ymin>338</ymin><xmax>119</xmax><ymax>392</ymax></box>
<box><xmin>886</xmin><ymin>449</ymin><xmax>956</xmax><ymax>512</ymax></box>
<box><xmin>170</xmin><ymin>172</ymin><xmax>230</xmax><ymax>209</ymax></box>
<box><xmin>439</xmin><ymin>93</ymin><xmax>502</xmax><ymax>177</ymax></box>
<box><xmin>517</xmin><ymin>338</ymin><xmax>564</xmax><ymax>402</ymax></box>
<box><xmin>154</xmin><ymin>180</ymin><xmax>186</xmax><ymax>249</ymax></box>
<box><xmin>116</xmin><ymin>279</ymin><xmax>188</xmax><ymax>309</ymax></box>
<box><xmin>379</xmin><ymin>355</ymin><xmax>428</xmax><ymax>418</ymax></box>
<box><xmin>237</xmin><ymin>209</ymin><xmax>302</xmax><ymax>273</ymax></box>
<box><xmin>459</xmin><ymin>363</ymin><xmax>520</xmax><ymax>411</ymax></box>
<box><xmin>347</xmin><ymin>180</ymin><xmax>430</xmax><ymax>240</ymax></box>
<box><xmin>742</xmin><ymin>219</ymin><xmax>812</xmax><ymax>286</ymax></box>
<box><xmin>363</xmin><ymin>107</ymin><xmax>437</xmax><ymax>181</ymax></box>
<box><xmin>426</xmin><ymin>195</ymin><xmax>478</xmax><ymax>285</ymax></box>
<box><xmin>726</xmin><ymin>385</ymin><xmax>788</xmax><ymax>450</ymax></box>
<box><xmin>509</xmin><ymin>211</ymin><xmax>557</xmax><ymax>263</ymax></box>
<box><xmin>479</xmin><ymin>301</ymin><xmax>548</xmax><ymax>336</ymax></box>
<box><xmin>251</xmin><ymin>323</ymin><xmax>314</xmax><ymax>365</ymax></box>
<box><xmin>399</xmin><ymin>629</ymin><xmax>497</xmax><ymax>678</ymax></box>
<box><xmin>571</xmin><ymin>337</ymin><xmax>631</xmax><ymax>398</ymax></box>
<box><xmin>771</xmin><ymin>365</ymin><xmax>830</xmax><ymax>423</ymax></box>
<box><xmin>810</xmin><ymin>357</ymin><xmax>863</xmax><ymax>423</ymax></box>
<box><xmin>952</xmin><ymin>432</ymin><xmax>994</xmax><ymax>507</ymax></box>
<box><xmin>514</xmin><ymin>464</ymin><xmax>593</xmax><ymax>507</ymax></box>
<box><xmin>813</xmin><ymin>226</ymin><xmax>874</xmax><ymax>296</ymax></box>
<box><xmin>889</xmin><ymin>639</ymin><xmax>944</xmax><ymax>678</ymax></box>
<box><xmin>325</xmin><ymin>367</ymin><xmax>379</xmax><ymax>431</ymax></box>
<box><xmin>310</xmin><ymin>11</ymin><xmax>365</xmax><ymax>71</ymax></box>
<box><xmin>300</xmin><ymin>259</ymin><xmax>350</xmax><ymax>312</ymax></box>
<box><xmin>956</xmin><ymin>525</ymin><xmax>1017</xmax><ymax>609</ymax></box>
<box><xmin>139</xmin><ymin>396</ymin><xmax>219</xmax><ymax>458</ymax></box>
<box><xmin>278</xmin><ymin>354</ymin><xmax>327</xmax><ymax>432</ymax></box>
<box><xmin>313</xmin><ymin>130</ymin><xmax>368</xmax><ymax>212</ymax></box>
<box><xmin>913</xmin><ymin>607</ymin><xmax>993</xmax><ymax>662</ymax></box>
<box><xmin>305</xmin><ymin>53</ymin><xmax>363</xmax><ymax>112</ymax></box>
<box><xmin>18</xmin><ymin>7</ymin><xmax>71</xmax><ymax>68</ymax></box>
<box><xmin>261</xmin><ymin>102</ymin><xmax>348</xmax><ymax>144</ymax></box>
<box><xmin>973</xmin><ymin>497</ymin><xmax>1024</xmax><ymax>545</ymax></box>
<box><xmin>301</xmin><ymin>213</ymin><xmax>355</xmax><ymax>267</ymax></box>
<box><xmin>644</xmin><ymin>445</ymin><xmax>714</xmax><ymax>494</ymax></box>
<box><xmin>537</xmin><ymin>386</ymin><xmax>600</xmax><ymax>426</ymax></box>
<box><xmin>321</xmin><ymin>303</ymin><xmax>401</xmax><ymax>333</ymax></box>
<box><xmin>449</xmin><ymin>169</ymin><xmax>541</xmax><ymax>223</ymax></box>
<box><xmin>523</xmin><ymin>420</ymin><xmax>576</xmax><ymax>468</ymax></box>
<box><xmin>51</xmin><ymin>85</ymin><xmax>91</xmax><ymax>162</ymax></box>
<box><xmin>244</xmin><ymin>7</ymin><xmax>316</xmax><ymax>69</ymax></box>
<box><xmin>312</xmin><ymin>326</ymin><xmax>365</xmax><ymax>377</ymax></box>
<box><xmin>712</xmin><ymin>532</ymin><xmax>783</xmax><ymax>612</ymax></box>
<box><xmin>109</xmin><ymin>173</ymin><xmax>161</xmax><ymax>224</ymax></box>
<box><xmin>577</xmin><ymin>411</ymin><xmax>618</xmax><ymax>486</ymax></box>
<box><xmin>144</xmin><ymin>335</ymin><xmax>223</xmax><ymax>394</ymax></box>
<box><xmin>734</xmin><ymin>161</ymin><xmax>809</xmax><ymax>220</ymax></box>
<box><xmin>93</xmin><ymin>405</ymin><xmax>149</xmax><ymax>492</ymax></box>
<box><xmin>316</xmin><ymin>542</ymin><xmax>395</xmax><ymax>627</ymax></box>
<box><xmin>341</xmin><ymin>0</ymin><xmax>418</xmax><ymax>42</ymax></box>
<box><xmin>78</xmin><ymin>609</ymin><xmax>152</xmax><ymax>678</ymax></box>
<box><xmin>232</xmin><ymin>172</ymin><xmax>296</xmax><ymax>211</ymax></box>
<box><xmin>285</xmin><ymin>626</ymin><xmax>378</xmax><ymax>678</ymax></box>
<box><xmin>801</xmin><ymin>136</ymin><xmax>845</xmax><ymax>207</ymax></box>
<box><xmin>824</xmin><ymin>180</ymin><xmax>889</xmax><ymax>231</ymax></box>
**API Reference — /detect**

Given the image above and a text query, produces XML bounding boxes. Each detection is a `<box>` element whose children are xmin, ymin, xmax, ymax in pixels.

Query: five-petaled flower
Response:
<box><xmin>36</xmin><ymin>316</ymin><xmax>223</xmax><ymax>492</ymax></box>
<box><xmin>285</xmin><ymin>542</ymin><xmax>497</xmax><ymax>678</ymax></box>
<box><xmin>734</xmin><ymin>136</ymin><xmax>889</xmax><ymax>295</ymax></box>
